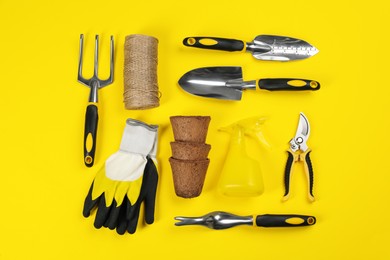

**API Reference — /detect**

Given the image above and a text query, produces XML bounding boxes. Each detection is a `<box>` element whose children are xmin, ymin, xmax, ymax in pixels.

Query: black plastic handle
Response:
<box><xmin>183</xmin><ymin>37</ymin><xmax>245</xmax><ymax>52</ymax></box>
<box><xmin>84</xmin><ymin>103</ymin><xmax>98</xmax><ymax>167</ymax></box>
<box><xmin>256</xmin><ymin>214</ymin><xmax>316</xmax><ymax>227</ymax></box>
<box><xmin>259</xmin><ymin>78</ymin><xmax>320</xmax><ymax>91</ymax></box>
<box><xmin>283</xmin><ymin>150</ymin><xmax>294</xmax><ymax>200</ymax></box>
<box><xmin>304</xmin><ymin>151</ymin><xmax>315</xmax><ymax>201</ymax></box>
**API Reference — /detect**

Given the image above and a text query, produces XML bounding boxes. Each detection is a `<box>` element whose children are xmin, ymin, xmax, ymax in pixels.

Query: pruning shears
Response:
<box><xmin>283</xmin><ymin>112</ymin><xmax>314</xmax><ymax>202</ymax></box>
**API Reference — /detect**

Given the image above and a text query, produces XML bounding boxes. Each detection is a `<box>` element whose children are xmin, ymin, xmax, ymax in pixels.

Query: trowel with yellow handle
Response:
<box><xmin>178</xmin><ymin>66</ymin><xmax>320</xmax><ymax>100</ymax></box>
<box><xmin>183</xmin><ymin>35</ymin><xmax>319</xmax><ymax>61</ymax></box>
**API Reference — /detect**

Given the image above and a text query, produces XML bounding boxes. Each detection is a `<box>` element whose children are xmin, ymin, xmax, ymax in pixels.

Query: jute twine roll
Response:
<box><xmin>124</xmin><ymin>34</ymin><xmax>160</xmax><ymax>110</ymax></box>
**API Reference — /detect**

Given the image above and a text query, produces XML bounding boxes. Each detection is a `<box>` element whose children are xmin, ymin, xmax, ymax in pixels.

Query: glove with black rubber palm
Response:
<box><xmin>83</xmin><ymin>118</ymin><xmax>158</xmax><ymax>234</ymax></box>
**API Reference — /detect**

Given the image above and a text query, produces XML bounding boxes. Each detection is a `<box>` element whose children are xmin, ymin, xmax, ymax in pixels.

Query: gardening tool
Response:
<box><xmin>178</xmin><ymin>66</ymin><xmax>320</xmax><ymax>100</ymax></box>
<box><xmin>83</xmin><ymin>118</ymin><xmax>159</xmax><ymax>235</ymax></box>
<box><xmin>183</xmin><ymin>35</ymin><xmax>319</xmax><ymax>61</ymax></box>
<box><xmin>283</xmin><ymin>112</ymin><xmax>314</xmax><ymax>202</ymax></box>
<box><xmin>218</xmin><ymin>117</ymin><xmax>268</xmax><ymax>197</ymax></box>
<box><xmin>175</xmin><ymin>211</ymin><xmax>316</xmax><ymax>230</ymax></box>
<box><xmin>78</xmin><ymin>34</ymin><xmax>114</xmax><ymax>167</ymax></box>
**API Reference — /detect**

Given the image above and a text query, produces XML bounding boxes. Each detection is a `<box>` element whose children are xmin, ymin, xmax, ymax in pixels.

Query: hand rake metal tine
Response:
<box><xmin>99</xmin><ymin>36</ymin><xmax>114</xmax><ymax>87</ymax></box>
<box><xmin>78</xmin><ymin>34</ymin><xmax>89</xmax><ymax>86</ymax></box>
<box><xmin>94</xmin><ymin>35</ymin><xmax>99</xmax><ymax>77</ymax></box>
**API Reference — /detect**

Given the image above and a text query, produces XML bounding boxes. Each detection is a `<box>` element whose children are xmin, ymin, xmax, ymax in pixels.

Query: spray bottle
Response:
<box><xmin>218</xmin><ymin>117</ymin><xmax>269</xmax><ymax>196</ymax></box>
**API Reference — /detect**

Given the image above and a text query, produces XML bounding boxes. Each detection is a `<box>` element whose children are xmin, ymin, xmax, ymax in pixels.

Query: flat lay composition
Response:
<box><xmin>0</xmin><ymin>1</ymin><xmax>388</xmax><ymax>259</ymax></box>
<box><xmin>78</xmin><ymin>32</ymin><xmax>320</xmax><ymax>234</ymax></box>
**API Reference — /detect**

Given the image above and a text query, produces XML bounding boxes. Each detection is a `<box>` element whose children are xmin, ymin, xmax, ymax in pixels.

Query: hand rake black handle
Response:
<box><xmin>84</xmin><ymin>103</ymin><xmax>98</xmax><ymax>167</ymax></box>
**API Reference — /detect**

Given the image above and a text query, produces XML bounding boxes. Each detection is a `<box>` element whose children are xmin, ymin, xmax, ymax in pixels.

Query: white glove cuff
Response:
<box><xmin>119</xmin><ymin>119</ymin><xmax>158</xmax><ymax>156</ymax></box>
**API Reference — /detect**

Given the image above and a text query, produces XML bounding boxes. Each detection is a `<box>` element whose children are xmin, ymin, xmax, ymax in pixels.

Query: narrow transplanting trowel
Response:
<box><xmin>178</xmin><ymin>66</ymin><xmax>320</xmax><ymax>101</ymax></box>
<box><xmin>183</xmin><ymin>35</ymin><xmax>319</xmax><ymax>61</ymax></box>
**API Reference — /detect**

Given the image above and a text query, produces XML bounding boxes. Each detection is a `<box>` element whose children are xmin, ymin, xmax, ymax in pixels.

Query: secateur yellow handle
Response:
<box><xmin>283</xmin><ymin>148</ymin><xmax>314</xmax><ymax>202</ymax></box>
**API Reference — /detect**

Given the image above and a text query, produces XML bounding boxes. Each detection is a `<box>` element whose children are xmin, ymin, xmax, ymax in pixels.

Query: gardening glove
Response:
<box><xmin>83</xmin><ymin>118</ymin><xmax>158</xmax><ymax>234</ymax></box>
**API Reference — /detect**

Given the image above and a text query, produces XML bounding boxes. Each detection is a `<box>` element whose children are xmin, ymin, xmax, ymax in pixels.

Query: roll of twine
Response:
<box><xmin>124</xmin><ymin>34</ymin><xmax>160</xmax><ymax>110</ymax></box>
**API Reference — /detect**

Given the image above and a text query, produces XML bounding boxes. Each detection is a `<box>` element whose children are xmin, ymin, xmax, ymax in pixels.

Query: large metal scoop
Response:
<box><xmin>183</xmin><ymin>35</ymin><xmax>319</xmax><ymax>61</ymax></box>
<box><xmin>178</xmin><ymin>66</ymin><xmax>320</xmax><ymax>101</ymax></box>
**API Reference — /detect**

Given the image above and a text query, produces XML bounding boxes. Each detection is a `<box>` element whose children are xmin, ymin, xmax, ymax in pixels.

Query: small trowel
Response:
<box><xmin>183</xmin><ymin>35</ymin><xmax>319</xmax><ymax>61</ymax></box>
<box><xmin>178</xmin><ymin>66</ymin><xmax>320</xmax><ymax>101</ymax></box>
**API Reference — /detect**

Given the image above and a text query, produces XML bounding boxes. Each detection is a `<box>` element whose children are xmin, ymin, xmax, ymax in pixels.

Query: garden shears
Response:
<box><xmin>283</xmin><ymin>112</ymin><xmax>314</xmax><ymax>202</ymax></box>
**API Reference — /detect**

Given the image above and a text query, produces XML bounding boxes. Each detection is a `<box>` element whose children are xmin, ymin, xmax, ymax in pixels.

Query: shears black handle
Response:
<box><xmin>283</xmin><ymin>149</ymin><xmax>314</xmax><ymax>202</ymax></box>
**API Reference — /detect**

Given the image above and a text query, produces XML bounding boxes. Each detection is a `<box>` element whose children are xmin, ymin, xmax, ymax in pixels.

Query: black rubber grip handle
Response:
<box><xmin>256</xmin><ymin>214</ymin><xmax>316</xmax><ymax>227</ymax></box>
<box><xmin>305</xmin><ymin>151</ymin><xmax>315</xmax><ymax>200</ymax></box>
<box><xmin>258</xmin><ymin>78</ymin><xmax>320</xmax><ymax>91</ymax></box>
<box><xmin>183</xmin><ymin>37</ymin><xmax>245</xmax><ymax>52</ymax></box>
<box><xmin>283</xmin><ymin>151</ymin><xmax>294</xmax><ymax>199</ymax></box>
<box><xmin>84</xmin><ymin>103</ymin><xmax>98</xmax><ymax>167</ymax></box>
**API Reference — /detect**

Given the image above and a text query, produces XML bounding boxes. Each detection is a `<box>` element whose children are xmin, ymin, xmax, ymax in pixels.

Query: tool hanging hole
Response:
<box><xmin>307</xmin><ymin>217</ymin><xmax>315</xmax><ymax>225</ymax></box>
<box><xmin>85</xmin><ymin>156</ymin><xmax>93</xmax><ymax>165</ymax></box>
<box><xmin>310</xmin><ymin>81</ymin><xmax>319</xmax><ymax>89</ymax></box>
<box><xmin>187</xmin><ymin>38</ymin><xmax>196</xmax><ymax>45</ymax></box>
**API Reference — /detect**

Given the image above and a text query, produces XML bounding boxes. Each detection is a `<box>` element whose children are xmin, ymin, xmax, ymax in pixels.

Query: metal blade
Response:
<box><xmin>248</xmin><ymin>35</ymin><xmax>319</xmax><ymax>61</ymax></box>
<box><xmin>291</xmin><ymin>112</ymin><xmax>310</xmax><ymax>152</ymax></box>
<box><xmin>178</xmin><ymin>66</ymin><xmax>244</xmax><ymax>100</ymax></box>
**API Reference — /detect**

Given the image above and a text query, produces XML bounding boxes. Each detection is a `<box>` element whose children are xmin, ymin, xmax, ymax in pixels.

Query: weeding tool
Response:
<box><xmin>283</xmin><ymin>112</ymin><xmax>315</xmax><ymax>201</ymax></box>
<box><xmin>175</xmin><ymin>211</ymin><xmax>316</xmax><ymax>230</ymax></box>
<box><xmin>78</xmin><ymin>34</ymin><xmax>114</xmax><ymax>167</ymax></box>
<box><xmin>183</xmin><ymin>35</ymin><xmax>319</xmax><ymax>61</ymax></box>
<box><xmin>178</xmin><ymin>66</ymin><xmax>320</xmax><ymax>100</ymax></box>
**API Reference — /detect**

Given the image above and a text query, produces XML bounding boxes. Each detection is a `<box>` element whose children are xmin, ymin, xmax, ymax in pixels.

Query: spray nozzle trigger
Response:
<box><xmin>219</xmin><ymin>116</ymin><xmax>270</xmax><ymax>148</ymax></box>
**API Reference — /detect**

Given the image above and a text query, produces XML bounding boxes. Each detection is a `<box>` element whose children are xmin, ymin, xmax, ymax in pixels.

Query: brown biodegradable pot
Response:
<box><xmin>169</xmin><ymin>157</ymin><xmax>210</xmax><ymax>198</ymax></box>
<box><xmin>170</xmin><ymin>116</ymin><xmax>211</xmax><ymax>143</ymax></box>
<box><xmin>170</xmin><ymin>141</ymin><xmax>211</xmax><ymax>161</ymax></box>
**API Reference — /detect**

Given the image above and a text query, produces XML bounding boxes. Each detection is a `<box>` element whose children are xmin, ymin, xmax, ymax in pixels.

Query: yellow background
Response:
<box><xmin>0</xmin><ymin>0</ymin><xmax>388</xmax><ymax>259</ymax></box>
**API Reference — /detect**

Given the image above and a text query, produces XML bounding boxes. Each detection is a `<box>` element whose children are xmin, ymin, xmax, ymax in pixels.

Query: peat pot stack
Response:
<box><xmin>169</xmin><ymin>116</ymin><xmax>211</xmax><ymax>198</ymax></box>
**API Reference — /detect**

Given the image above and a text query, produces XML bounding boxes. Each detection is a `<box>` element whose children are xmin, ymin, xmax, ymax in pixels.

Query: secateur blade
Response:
<box><xmin>290</xmin><ymin>112</ymin><xmax>310</xmax><ymax>152</ymax></box>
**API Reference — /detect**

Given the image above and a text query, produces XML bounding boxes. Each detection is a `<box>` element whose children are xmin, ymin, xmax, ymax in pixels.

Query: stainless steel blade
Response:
<box><xmin>247</xmin><ymin>35</ymin><xmax>319</xmax><ymax>61</ymax></box>
<box><xmin>291</xmin><ymin>112</ymin><xmax>310</xmax><ymax>152</ymax></box>
<box><xmin>178</xmin><ymin>66</ymin><xmax>246</xmax><ymax>100</ymax></box>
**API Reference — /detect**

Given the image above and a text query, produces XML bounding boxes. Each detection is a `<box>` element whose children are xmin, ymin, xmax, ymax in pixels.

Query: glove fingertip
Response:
<box><xmin>116</xmin><ymin>225</ymin><xmax>127</xmax><ymax>235</ymax></box>
<box><xmin>83</xmin><ymin>199</ymin><xmax>97</xmax><ymax>218</ymax></box>
<box><xmin>128</xmin><ymin>225</ymin><xmax>137</xmax><ymax>234</ymax></box>
<box><xmin>145</xmin><ymin>215</ymin><xmax>154</xmax><ymax>225</ymax></box>
<box><xmin>94</xmin><ymin>222</ymin><xmax>103</xmax><ymax>229</ymax></box>
<box><xmin>83</xmin><ymin>183</ymin><xmax>97</xmax><ymax>218</ymax></box>
<box><xmin>83</xmin><ymin>210</ymin><xmax>91</xmax><ymax>218</ymax></box>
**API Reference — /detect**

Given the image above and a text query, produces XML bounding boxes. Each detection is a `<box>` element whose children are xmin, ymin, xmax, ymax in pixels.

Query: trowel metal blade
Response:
<box><xmin>250</xmin><ymin>35</ymin><xmax>319</xmax><ymax>61</ymax></box>
<box><xmin>178</xmin><ymin>66</ymin><xmax>243</xmax><ymax>100</ymax></box>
